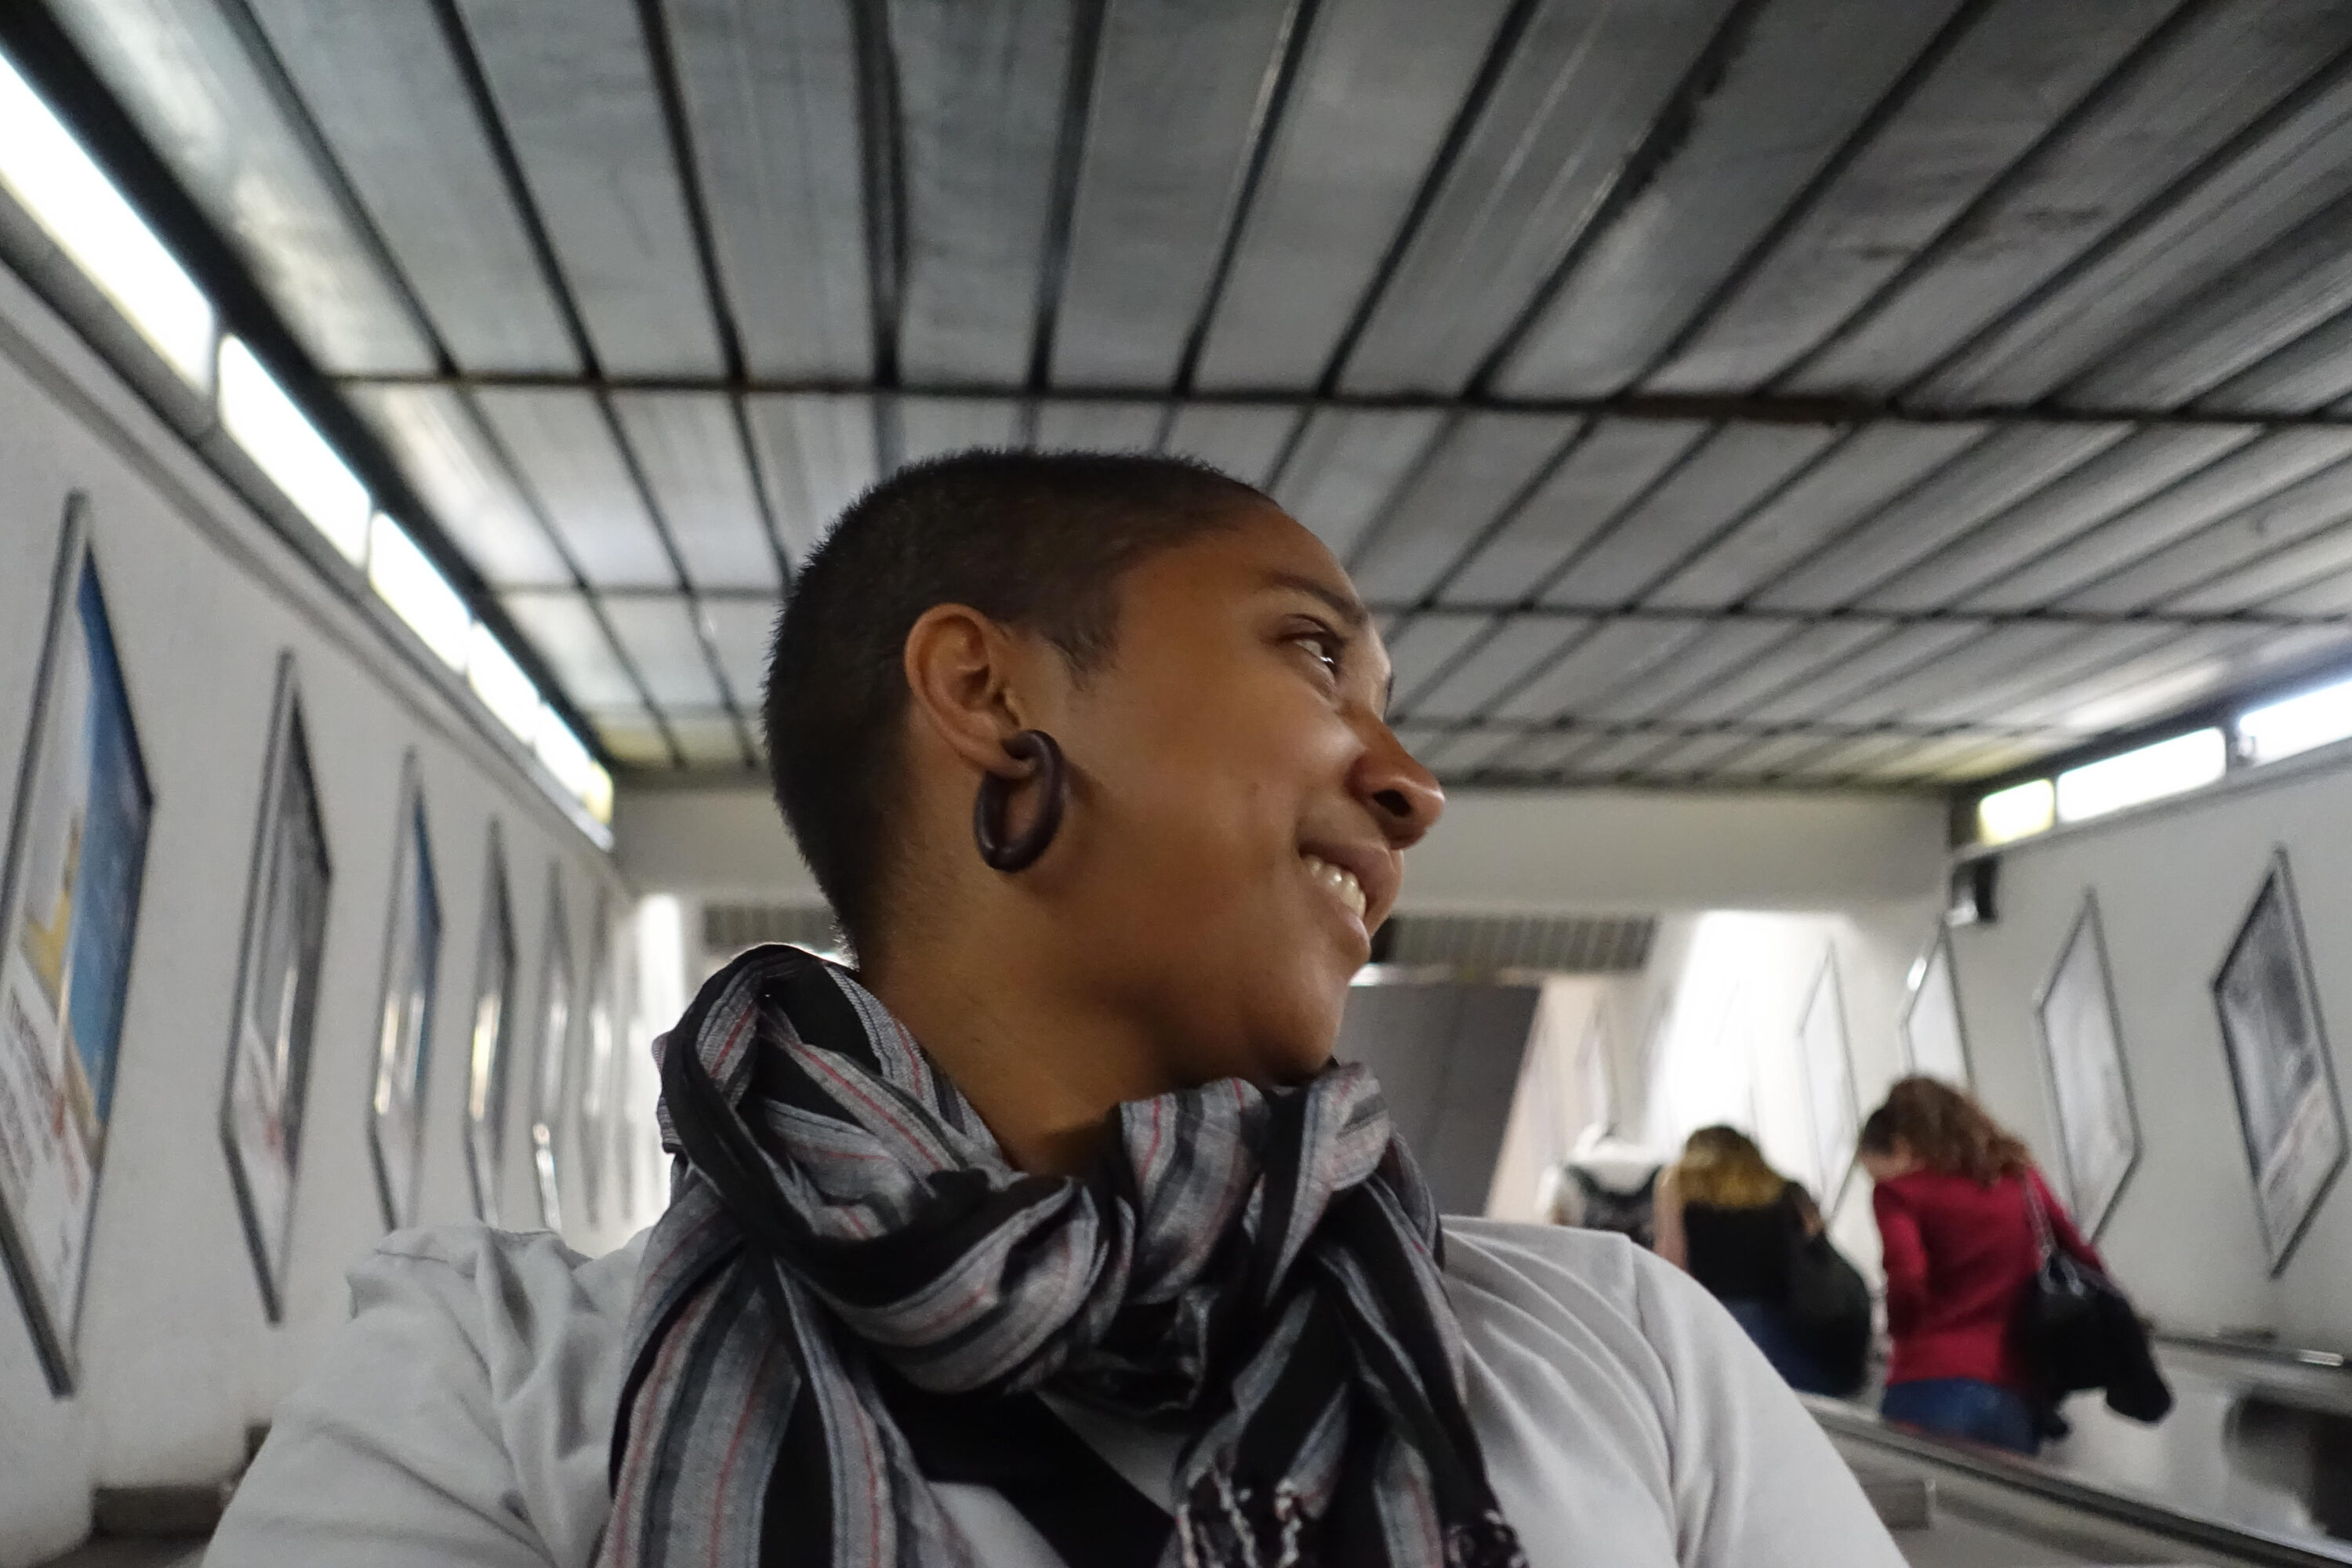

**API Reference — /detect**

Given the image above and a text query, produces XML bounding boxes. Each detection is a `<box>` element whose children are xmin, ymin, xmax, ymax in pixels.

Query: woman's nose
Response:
<box><xmin>1357</xmin><ymin>727</ymin><xmax>1446</xmax><ymax>848</ymax></box>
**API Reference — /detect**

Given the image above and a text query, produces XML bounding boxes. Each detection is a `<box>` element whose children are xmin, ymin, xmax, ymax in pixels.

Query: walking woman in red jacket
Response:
<box><xmin>1859</xmin><ymin>1077</ymin><xmax>2102</xmax><ymax>1455</ymax></box>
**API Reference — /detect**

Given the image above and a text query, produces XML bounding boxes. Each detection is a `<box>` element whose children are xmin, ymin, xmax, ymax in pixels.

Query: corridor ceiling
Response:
<box><xmin>33</xmin><ymin>0</ymin><xmax>2352</xmax><ymax>786</ymax></box>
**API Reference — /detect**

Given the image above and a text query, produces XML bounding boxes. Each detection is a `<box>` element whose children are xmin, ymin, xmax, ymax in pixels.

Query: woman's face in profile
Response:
<box><xmin>1037</xmin><ymin>503</ymin><xmax>1443</xmax><ymax>1090</ymax></box>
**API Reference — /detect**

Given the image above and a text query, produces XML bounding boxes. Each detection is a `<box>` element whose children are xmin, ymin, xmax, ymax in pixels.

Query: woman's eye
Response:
<box><xmin>1294</xmin><ymin>633</ymin><xmax>1341</xmax><ymax>677</ymax></box>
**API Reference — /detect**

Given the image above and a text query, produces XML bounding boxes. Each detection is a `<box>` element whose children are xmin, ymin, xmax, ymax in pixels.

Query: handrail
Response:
<box><xmin>2153</xmin><ymin>1328</ymin><xmax>2350</xmax><ymax>1374</ymax></box>
<box><xmin>1802</xmin><ymin>1396</ymin><xmax>2352</xmax><ymax>1568</ymax></box>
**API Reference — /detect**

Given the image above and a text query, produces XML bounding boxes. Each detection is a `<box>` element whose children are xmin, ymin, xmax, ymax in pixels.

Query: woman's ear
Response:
<box><xmin>901</xmin><ymin>604</ymin><xmax>1034</xmax><ymax>777</ymax></box>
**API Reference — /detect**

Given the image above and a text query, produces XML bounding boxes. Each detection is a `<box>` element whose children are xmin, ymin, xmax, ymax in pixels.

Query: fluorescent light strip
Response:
<box><xmin>2238</xmin><ymin>677</ymin><xmax>2352</xmax><ymax>765</ymax></box>
<box><xmin>0</xmin><ymin>48</ymin><xmax>215</xmax><ymax>387</ymax></box>
<box><xmin>218</xmin><ymin>337</ymin><xmax>370</xmax><ymax>563</ymax></box>
<box><xmin>1976</xmin><ymin>778</ymin><xmax>2055</xmax><ymax>844</ymax></box>
<box><xmin>466</xmin><ymin>622</ymin><xmax>545</xmax><ymax>744</ymax></box>
<box><xmin>368</xmin><ymin>514</ymin><xmax>471</xmax><ymax>669</ymax></box>
<box><xmin>535</xmin><ymin>710</ymin><xmax>613</xmax><ymax>826</ymax></box>
<box><xmin>2055</xmin><ymin>728</ymin><xmax>2227</xmax><ymax>825</ymax></box>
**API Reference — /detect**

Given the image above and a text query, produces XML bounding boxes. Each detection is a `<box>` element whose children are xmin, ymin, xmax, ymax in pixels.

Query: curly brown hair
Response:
<box><xmin>1859</xmin><ymin>1076</ymin><xmax>2030</xmax><ymax>1185</ymax></box>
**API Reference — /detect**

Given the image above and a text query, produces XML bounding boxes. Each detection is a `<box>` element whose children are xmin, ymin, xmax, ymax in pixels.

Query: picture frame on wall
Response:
<box><xmin>1900</xmin><ymin>927</ymin><xmax>1972</xmax><ymax>1087</ymax></box>
<box><xmin>220</xmin><ymin>654</ymin><xmax>332</xmax><ymax>1320</ymax></box>
<box><xmin>1797</xmin><ymin>953</ymin><xmax>1859</xmax><ymax>1210</ymax></box>
<box><xmin>367</xmin><ymin>753</ymin><xmax>441</xmax><ymax>1232</ymax></box>
<box><xmin>0</xmin><ymin>497</ymin><xmax>154</xmax><ymax>1395</ymax></box>
<box><xmin>530</xmin><ymin>869</ymin><xmax>574</xmax><ymax>1232</ymax></box>
<box><xmin>2034</xmin><ymin>893</ymin><xmax>2139</xmax><ymax>1240</ymax></box>
<box><xmin>463</xmin><ymin>824</ymin><xmax>517</xmax><ymax>1225</ymax></box>
<box><xmin>2212</xmin><ymin>850</ymin><xmax>2347</xmax><ymax>1274</ymax></box>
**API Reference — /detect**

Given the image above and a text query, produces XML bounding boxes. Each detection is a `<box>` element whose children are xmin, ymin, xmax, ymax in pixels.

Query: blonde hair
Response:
<box><xmin>1672</xmin><ymin>1125</ymin><xmax>1787</xmax><ymax>1210</ymax></box>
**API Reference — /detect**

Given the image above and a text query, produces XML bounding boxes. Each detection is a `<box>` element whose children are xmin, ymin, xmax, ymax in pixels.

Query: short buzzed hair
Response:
<box><xmin>764</xmin><ymin>448</ymin><xmax>1268</xmax><ymax>950</ymax></box>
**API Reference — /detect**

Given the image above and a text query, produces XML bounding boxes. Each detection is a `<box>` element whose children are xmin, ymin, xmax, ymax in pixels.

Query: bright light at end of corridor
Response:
<box><xmin>1976</xmin><ymin>778</ymin><xmax>2054</xmax><ymax>844</ymax></box>
<box><xmin>0</xmin><ymin>49</ymin><xmax>215</xmax><ymax>387</ymax></box>
<box><xmin>2238</xmin><ymin>677</ymin><xmax>2352</xmax><ymax>764</ymax></box>
<box><xmin>2055</xmin><ymin>728</ymin><xmax>2226</xmax><ymax>825</ymax></box>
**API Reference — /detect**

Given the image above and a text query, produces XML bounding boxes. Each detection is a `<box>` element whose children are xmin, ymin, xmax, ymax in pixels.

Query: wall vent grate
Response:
<box><xmin>1376</xmin><ymin>913</ymin><xmax>1655</xmax><ymax>974</ymax></box>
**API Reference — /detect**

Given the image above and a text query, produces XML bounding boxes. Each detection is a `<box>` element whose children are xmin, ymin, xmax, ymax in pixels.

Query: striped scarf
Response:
<box><xmin>602</xmin><ymin>944</ymin><xmax>1525</xmax><ymax>1568</ymax></box>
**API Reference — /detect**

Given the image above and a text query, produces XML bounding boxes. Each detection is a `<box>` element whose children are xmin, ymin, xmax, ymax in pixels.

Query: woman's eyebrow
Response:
<box><xmin>1263</xmin><ymin>570</ymin><xmax>1370</xmax><ymax>630</ymax></box>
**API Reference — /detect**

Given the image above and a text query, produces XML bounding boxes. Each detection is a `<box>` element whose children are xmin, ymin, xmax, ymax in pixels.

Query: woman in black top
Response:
<box><xmin>1656</xmin><ymin>1126</ymin><xmax>1839</xmax><ymax>1394</ymax></box>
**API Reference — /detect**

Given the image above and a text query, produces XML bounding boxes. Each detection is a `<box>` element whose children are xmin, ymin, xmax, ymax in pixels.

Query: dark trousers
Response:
<box><xmin>1721</xmin><ymin>1298</ymin><xmax>1843</xmax><ymax>1396</ymax></box>
<box><xmin>1882</xmin><ymin>1377</ymin><xmax>2040</xmax><ymax>1456</ymax></box>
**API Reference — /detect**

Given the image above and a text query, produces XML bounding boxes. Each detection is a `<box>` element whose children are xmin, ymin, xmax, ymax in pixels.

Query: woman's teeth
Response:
<box><xmin>1302</xmin><ymin>854</ymin><xmax>1367</xmax><ymax>920</ymax></box>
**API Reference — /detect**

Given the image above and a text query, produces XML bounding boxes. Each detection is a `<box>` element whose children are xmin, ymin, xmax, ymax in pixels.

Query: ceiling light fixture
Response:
<box><xmin>2054</xmin><ymin>728</ymin><xmax>2226</xmax><ymax>825</ymax></box>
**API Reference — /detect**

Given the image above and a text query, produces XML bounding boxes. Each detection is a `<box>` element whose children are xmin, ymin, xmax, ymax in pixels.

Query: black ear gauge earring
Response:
<box><xmin>972</xmin><ymin>729</ymin><xmax>1067</xmax><ymax>873</ymax></box>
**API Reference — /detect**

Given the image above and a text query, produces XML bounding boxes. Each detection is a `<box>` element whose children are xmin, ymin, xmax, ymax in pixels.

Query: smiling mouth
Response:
<box><xmin>1301</xmin><ymin>853</ymin><xmax>1368</xmax><ymax>923</ymax></box>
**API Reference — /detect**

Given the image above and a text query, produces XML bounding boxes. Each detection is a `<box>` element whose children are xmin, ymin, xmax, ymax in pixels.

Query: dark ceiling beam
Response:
<box><xmin>321</xmin><ymin>370</ymin><xmax>2352</xmax><ymax>431</ymax></box>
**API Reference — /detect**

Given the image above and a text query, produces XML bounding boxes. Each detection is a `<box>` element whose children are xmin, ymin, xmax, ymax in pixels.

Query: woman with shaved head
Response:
<box><xmin>212</xmin><ymin>452</ymin><xmax>1900</xmax><ymax>1568</ymax></box>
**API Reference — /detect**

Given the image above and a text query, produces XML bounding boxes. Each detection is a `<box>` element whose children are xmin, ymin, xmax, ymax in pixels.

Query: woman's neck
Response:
<box><xmin>860</xmin><ymin>935</ymin><xmax>1181</xmax><ymax>1178</ymax></box>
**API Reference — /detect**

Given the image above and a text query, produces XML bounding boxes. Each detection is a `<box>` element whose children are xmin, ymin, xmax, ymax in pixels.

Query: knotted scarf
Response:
<box><xmin>601</xmin><ymin>943</ymin><xmax>1524</xmax><ymax>1568</ymax></box>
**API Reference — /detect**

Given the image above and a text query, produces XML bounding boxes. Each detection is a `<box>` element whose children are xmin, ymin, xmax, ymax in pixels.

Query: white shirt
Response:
<box><xmin>207</xmin><ymin>1219</ymin><xmax>1903</xmax><ymax>1568</ymax></box>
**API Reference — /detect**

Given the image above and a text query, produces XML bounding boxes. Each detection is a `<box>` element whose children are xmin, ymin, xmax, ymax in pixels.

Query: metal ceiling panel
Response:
<box><xmin>665</xmin><ymin>0</ymin><xmax>870</xmax><ymax>378</ymax></box>
<box><xmin>1740</xmin><ymin>620</ymin><xmax>1987</xmax><ymax>724</ymax></box>
<box><xmin>891</xmin><ymin>0</ymin><xmax>1075</xmax><ymax>383</ymax></box>
<box><xmin>1422</xmin><ymin>725</ymin><xmax>1529</xmax><ymax>777</ymax></box>
<box><xmin>2058</xmin><ymin>459</ymin><xmax>2352</xmax><ymax>612</ymax></box>
<box><xmin>455</xmin><ymin>0</ymin><xmax>723</xmax><ymax>374</ymax></box>
<box><xmin>1994</xmin><ymin>625</ymin><xmax>2262</xmax><ymax>730</ymax></box>
<box><xmin>895</xmin><ymin>395</ymin><xmax>1024</xmax><ymax>466</ymax></box>
<box><xmin>1032</xmin><ymin>399</ymin><xmax>1165</xmax><ymax>451</ymax></box>
<box><xmin>1658</xmin><ymin>619</ymin><xmax>1898</xmax><ymax>724</ymax></box>
<box><xmin>1048</xmin><ymin>0</ymin><xmax>1290</xmax><ymax>386</ymax></box>
<box><xmin>473</xmin><ymin>389</ymin><xmax>677</xmax><ymax>587</ymax></box>
<box><xmin>1777</xmin><ymin>731</ymin><xmax>1940</xmax><ymax>782</ymax></box>
<box><xmin>1853</xmin><ymin>730</ymin><xmax>2048</xmax><ymax>783</ymax></box>
<box><xmin>499</xmin><ymin>590</ymin><xmax>643</xmax><ymax>708</ymax></box>
<box><xmin>1701</xmin><ymin>729</ymin><xmax>1847</xmax><ymax>781</ymax></box>
<box><xmin>1475</xmin><ymin>727</ymin><xmax>1591</xmax><ymax>777</ymax></box>
<box><xmin>744</xmin><ymin>393</ymin><xmax>878</xmax><ymax>557</ymax></box>
<box><xmin>1337</xmin><ymin>0</ymin><xmax>1733</xmax><ymax>394</ymax></box>
<box><xmin>1858</xmin><ymin>425</ymin><xmax>2263</xmax><ymax>612</ymax></box>
<box><xmin>1918</xmin><ymin>626</ymin><xmax>2184</xmax><ymax>729</ymax></box>
<box><xmin>699</xmin><ymin>600</ymin><xmax>779</xmax><ymax>706</ymax></box>
<box><xmin>1401</xmin><ymin>616</ymin><xmax>1590</xmax><ymax>722</ymax></box>
<box><xmin>663</xmin><ymin>710</ymin><xmax>754</xmax><ymax>768</ymax></box>
<box><xmin>590</xmin><ymin>707</ymin><xmax>673</xmax><ymax>768</ymax></box>
<box><xmin>1552</xmin><ymin>727</ymin><xmax>1692</xmax><ymax>780</ymax></box>
<box><xmin>1269</xmin><ymin>408</ymin><xmax>1446</xmax><ymax>559</ymax></box>
<box><xmin>1752</xmin><ymin>423</ymin><xmax>2135</xmax><ymax>611</ymax></box>
<box><xmin>1190</xmin><ymin>0</ymin><xmax>1515</xmax><ymax>390</ymax></box>
<box><xmin>241</xmin><ymin>0</ymin><xmax>576</xmax><ymax>371</ymax></box>
<box><xmin>1348</xmin><ymin>412</ymin><xmax>1574</xmax><ymax>602</ymax></box>
<box><xmin>50</xmin><ymin>0</ymin><xmax>434</xmax><ymax>373</ymax></box>
<box><xmin>1490</xmin><ymin>618</ymin><xmax>1705</xmax><ymax>724</ymax></box>
<box><xmin>2162</xmin><ymin>523</ymin><xmax>2352</xmax><ymax>614</ymax></box>
<box><xmin>1618</xmin><ymin>727</ymin><xmax>1771</xmax><ymax>779</ymax></box>
<box><xmin>1386</xmin><ymin>723</ymin><xmax>1462</xmax><ymax>772</ymax></box>
<box><xmin>611</xmin><ymin>393</ymin><xmax>780</xmax><ymax>590</ymax></box>
<box><xmin>1439</xmin><ymin>419</ymin><xmax>1711</xmax><ymax>604</ymax></box>
<box><xmin>1923</xmin><ymin>67</ymin><xmax>2352</xmax><ymax>407</ymax></box>
<box><xmin>1579</xmin><ymin>619</ymin><xmax>1800</xmax><ymax>723</ymax></box>
<box><xmin>2019</xmin><ymin>626</ymin><xmax>2352</xmax><ymax>736</ymax></box>
<box><xmin>1789</xmin><ymin>0</ymin><xmax>2352</xmax><ymax>397</ymax></box>
<box><xmin>1961</xmin><ymin>429</ymin><xmax>2352</xmax><ymax>612</ymax></box>
<box><xmin>1538</xmin><ymin>423</ymin><xmax>1842</xmax><ymax>608</ymax></box>
<box><xmin>2259</xmin><ymin>560</ymin><xmax>2352</xmax><ymax>616</ymax></box>
<box><xmin>1642</xmin><ymin>0</ymin><xmax>2177</xmax><ymax>394</ymax></box>
<box><xmin>1494</xmin><ymin>0</ymin><xmax>1965</xmax><ymax>398</ymax></box>
<box><xmin>1378</xmin><ymin>613</ymin><xmax>1496</xmax><ymax>711</ymax></box>
<box><xmin>599</xmin><ymin>594</ymin><xmax>725</xmax><ymax>708</ymax></box>
<box><xmin>1643</xmin><ymin>423</ymin><xmax>1991</xmax><ymax>609</ymax></box>
<box><xmin>347</xmin><ymin>385</ymin><xmax>571</xmax><ymax>587</ymax></box>
<box><xmin>1160</xmin><ymin>402</ymin><xmax>1304</xmax><ymax>488</ymax></box>
<box><xmin>1824</xmin><ymin>622</ymin><xmax>2100</xmax><ymax>726</ymax></box>
<box><xmin>2198</xmin><ymin>306</ymin><xmax>2352</xmax><ymax>414</ymax></box>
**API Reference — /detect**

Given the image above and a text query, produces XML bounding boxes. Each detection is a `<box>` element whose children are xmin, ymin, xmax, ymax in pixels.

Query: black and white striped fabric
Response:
<box><xmin>602</xmin><ymin>944</ymin><xmax>1526</xmax><ymax>1568</ymax></box>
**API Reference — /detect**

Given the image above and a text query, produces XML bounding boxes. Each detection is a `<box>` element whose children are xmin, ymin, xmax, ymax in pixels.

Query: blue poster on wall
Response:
<box><xmin>0</xmin><ymin>500</ymin><xmax>154</xmax><ymax>1393</ymax></box>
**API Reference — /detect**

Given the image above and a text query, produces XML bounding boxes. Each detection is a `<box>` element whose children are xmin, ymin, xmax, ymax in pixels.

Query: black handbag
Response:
<box><xmin>1781</xmin><ymin>1192</ymin><xmax>1871</xmax><ymax>1397</ymax></box>
<box><xmin>2016</xmin><ymin>1176</ymin><xmax>2173</xmax><ymax>1423</ymax></box>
